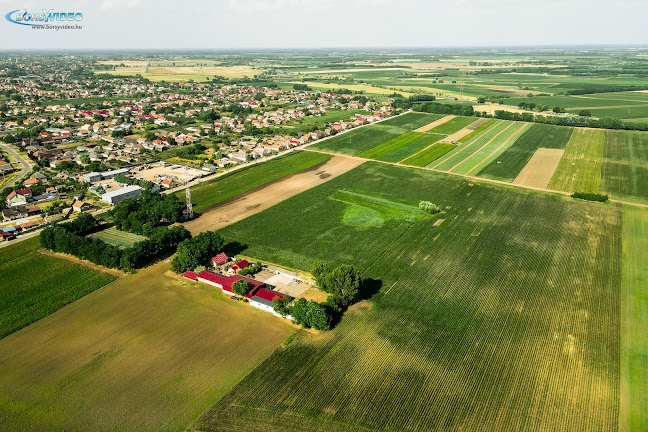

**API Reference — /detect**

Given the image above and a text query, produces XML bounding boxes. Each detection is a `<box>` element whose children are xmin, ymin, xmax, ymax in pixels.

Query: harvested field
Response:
<box><xmin>548</xmin><ymin>129</ymin><xmax>605</xmax><ymax>193</ymax></box>
<box><xmin>196</xmin><ymin>162</ymin><xmax>621</xmax><ymax>432</ymax></box>
<box><xmin>413</xmin><ymin>115</ymin><xmax>454</xmax><ymax>132</ymax></box>
<box><xmin>0</xmin><ymin>262</ymin><xmax>294</xmax><ymax>432</ymax></box>
<box><xmin>183</xmin><ymin>155</ymin><xmax>364</xmax><ymax>235</ymax></box>
<box><xmin>514</xmin><ymin>148</ymin><xmax>565</xmax><ymax>188</ymax></box>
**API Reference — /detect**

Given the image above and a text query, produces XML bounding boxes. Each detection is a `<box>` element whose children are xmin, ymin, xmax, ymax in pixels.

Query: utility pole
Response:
<box><xmin>184</xmin><ymin>166</ymin><xmax>193</xmax><ymax>220</ymax></box>
<box><xmin>460</xmin><ymin>72</ymin><xmax>465</xmax><ymax>101</ymax></box>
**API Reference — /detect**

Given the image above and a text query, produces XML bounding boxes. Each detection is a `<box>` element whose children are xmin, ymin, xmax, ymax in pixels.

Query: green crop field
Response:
<box><xmin>478</xmin><ymin>124</ymin><xmax>573</xmax><ymax>182</ymax></box>
<box><xmin>176</xmin><ymin>151</ymin><xmax>330</xmax><ymax>211</ymax></box>
<box><xmin>0</xmin><ymin>261</ymin><xmax>293</xmax><ymax>432</ymax></box>
<box><xmin>196</xmin><ymin>162</ymin><xmax>621</xmax><ymax>432</ymax></box>
<box><xmin>620</xmin><ymin>205</ymin><xmax>648</xmax><ymax>432</ymax></box>
<box><xmin>432</xmin><ymin>120</ymin><xmax>512</xmax><ymax>170</ymax></box>
<box><xmin>548</xmin><ymin>129</ymin><xmax>605</xmax><ymax>193</ymax></box>
<box><xmin>600</xmin><ymin>130</ymin><xmax>648</xmax><ymax>204</ymax></box>
<box><xmin>458</xmin><ymin>119</ymin><xmax>497</xmax><ymax>143</ymax></box>
<box><xmin>90</xmin><ymin>228</ymin><xmax>146</xmax><ymax>249</ymax></box>
<box><xmin>0</xmin><ymin>237</ymin><xmax>116</xmax><ymax>339</ymax></box>
<box><xmin>450</xmin><ymin>122</ymin><xmax>529</xmax><ymax>175</ymax></box>
<box><xmin>356</xmin><ymin>131</ymin><xmax>444</xmax><ymax>162</ymax></box>
<box><xmin>424</xmin><ymin>116</ymin><xmax>477</xmax><ymax>135</ymax></box>
<box><xmin>309</xmin><ymin>112</ymin><xmax>442</xmax><ymax>155</ymax></box>
<box><xmin>401</xmin><ymin>142</ymin><xmax>456</xmax><ymax>167</ymax></box>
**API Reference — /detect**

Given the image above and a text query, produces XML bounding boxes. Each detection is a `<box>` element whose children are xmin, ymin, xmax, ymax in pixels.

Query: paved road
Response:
<box><xmin>1</xmin><ymin>143</ymin><xmax>32</xmax><ymax>191</ymax></box>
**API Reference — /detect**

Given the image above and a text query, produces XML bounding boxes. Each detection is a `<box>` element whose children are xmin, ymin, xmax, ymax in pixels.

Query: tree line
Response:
<box><xmin>493</xmin><ymin>109</ymin><xmax>648</xmax><ymax>132</ymax></box>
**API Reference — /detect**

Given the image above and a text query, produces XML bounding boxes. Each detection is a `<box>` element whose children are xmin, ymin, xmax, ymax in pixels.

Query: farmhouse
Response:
<box><xmin>228</xmin><ymin>259</ymin><xmax>249</xmax><ymax>274</ymax></box>
<box><xmin>250</xmin><ymin>289</ymin><xmax>291</xmax><ymax>318</ymax></box>
<box><xmin>100</xmin><ymin>185</ymin><xmax>143</xmax><ymax>205</ymax></box>
<box><xmin>211</xmin><ymin>252</ymin><xmax>229</xmax><ymax>266</ymax></box>
<box><xmin>72</xmin><ymin>200</ymin><xmax>91</xmax><ymax>212</ymax></box>
<box><xmin>196</xmin><ymin>270</ymin><xmax>266</xmax><ymax>295</ymax></box>
<box><xmin>6</xmin><ymin>189</ymin><xmax>32</xmax><ymax>207</ymax></box>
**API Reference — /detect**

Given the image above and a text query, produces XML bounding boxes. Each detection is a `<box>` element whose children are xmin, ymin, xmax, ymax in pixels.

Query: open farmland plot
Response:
<box><xmin>176</xmin><ymin>151</ymin><xmax>331</xmax><ymax>211</ymax></box>
<box><xmin>309</xmin><ymin>112</ymin><xmax>442</xmax><ymax>155</ymax></box>
<box><xmin>600</xmin><ymin>130</ymin><xmax>648</xmax><ymax>204</ymax></box>
<box><xmin>431</xmin><ymin>120</ymin><xmax>513</xmax><ymax>170</ymax></box>
<box><xmin>424</xmin><ymin>116</ymin><xmax>478</xmax><ymax>135</ymax></box>
<box><xmin>401</xmin><ymin>142</ymin><xmax>456</xmax><ymax>167</ymax></box>
<box><xmin>478</xmin><ymin>124</ymin><xmax>573</xmax><ymax>182</ymax></box>
<box><xmin>196</xmin><ymin>162</ymin><xmax>621</xmax><ymax>432</ymax></box>
<box><xmin>620</xmin><ymin>206</ymin><xmax>648</xmax><ymax>431</ymax></box>
<box><xmin>0</xmin><ymin>261</ymin><xmax>293</xmax><ymax>432</ymax></box>
<box><xmin>0</xmin><ymin>237</ymin><xmax>117</xmax><ymax>339</ymax></box>
<box><xmin>548</xmin><ymin>129</ymin><xmax>605</xmax><ymax>193</ymax></box>
<box><xmin>356</xmin><ymin>131</ymin><xmax>444</xmax><ymax>162</ymax></box>
<box><xmin>513</xmin><ymin>148</ymin><xmax>565</xmax><ymax>189</ymax></box>
<box><xmin>90</xmin><ymin>228</ymin><xmax>146</xmax><ymax>249</ymax></box>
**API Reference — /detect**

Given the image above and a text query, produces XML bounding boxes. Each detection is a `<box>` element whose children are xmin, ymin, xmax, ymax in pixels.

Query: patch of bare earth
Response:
<box><xmin>514</xmin><ymin>148</ymin><xmax>565</xmax><ymax>189</ymax></box>
<box><xmin>414</xmin><ymin>115</ymin><xmax>455</xmax><ymax>132</ymax></box>
<box><xmin>183</xmin><ymin>155</ymin><xmax>364</xmax><ymax>235</ymax></box>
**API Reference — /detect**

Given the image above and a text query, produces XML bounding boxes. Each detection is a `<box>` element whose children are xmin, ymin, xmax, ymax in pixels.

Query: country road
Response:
<box><xmin>1</xmin><ymin>143</ymin><xmax>32</xmax><ymax>191</ymax></box>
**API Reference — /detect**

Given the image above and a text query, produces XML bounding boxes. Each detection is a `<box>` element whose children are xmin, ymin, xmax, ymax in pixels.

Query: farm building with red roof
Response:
<box><xmin>228</xmin><ymin>259</ymin><xmax>250</xmax><ymax>274</ymax></box>
<box><xmin>182</xmin><ymin>271</ymin><xmax>199</xmax><ymax>281</ymax></box>
<box><xmin>211</xmin><ymin>252</ymin><xmax>229</xmax><ymax>266</ymax></box>
<box><xmin>250</xmin><ymin>288</ymin><xmax>290</xmax><ymax>318</ymax></box>
<box><xmin>196</xmin><ymin>271</ymin><xmax>266</xmax><ymax>297</ymax></box>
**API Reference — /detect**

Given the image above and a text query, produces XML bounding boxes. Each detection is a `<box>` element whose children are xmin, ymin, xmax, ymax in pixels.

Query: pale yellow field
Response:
<box><xmin>99</xmin><ymin>65</ymin><xmax>261</xmax><ymax>81</ymax></box>
<box><xmin>287</xmin><ymin>81</ymin><xmax>414</xmax><ymax>96</ymax></box>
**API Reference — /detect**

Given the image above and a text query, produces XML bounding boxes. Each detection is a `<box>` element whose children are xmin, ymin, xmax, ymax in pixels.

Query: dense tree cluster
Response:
<box><xmin>111</xmin><ymin>191</ymin><xmax>185</xmax><ymax>235</ymax></box>
<box><xmin>493</xmin><ymin>110</ymin><xmax>648</xmax><ymax>132</ymax></box>
<box><xmin>170</xmin><ymin>231</ymin><xmax>225</xmax><ymax>273</ymax></box>
<box><xmin>419</xmin><ymin>201</ymin><xmax>441</xmax><ymax>214</ymax></box>
<box><xmin>571</xmin><ymin>192</ymin><xmax>609</xmax><ymax>202</ymax></box>
<box><xmin>114</xmin><ymin>174</ymin><xmax>153</xmax><ymax>190</ymax></box>
<box><xmin>291</xmin><ymin>298</ymin><xmax>331</xmax><ymax>330</ymax></box>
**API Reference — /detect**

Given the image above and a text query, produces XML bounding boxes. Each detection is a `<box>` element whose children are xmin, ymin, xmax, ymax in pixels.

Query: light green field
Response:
<box><xmin>356</xmin><ymin>131</ymin><xmax>444</xmax><ymax>162</ymax></box>
<box><xmin>431</xmin><ymin>120</ymin><xmax>512</xmax><ymax>170</ymax></box>
<box><xmin>401</xmin><ymin>142</ymin><xmax>456</xmax><ymax>167</ymax></box>
<box><xmin>90</xmin><ymin>228</ymin><xmax>146</xmax><ymax>249</ymax></box>
<box><xmin>620</xmin><ymin>205</ymin><xmax>648</xmax><ymax>432</ymax></box>
<box><xmin>600</xmin><ymin>130</ymin><xmax>648</xmax><ymax>204</ymax></box>
<box><xmin>548</xmin><ymin>129</ymin><xmax>605</xmax><ymax>193</ymax></box>
<box><xmin>424</xmin><ymin>116</ymin><xmax>477</xmax><ymax>135</ymax></box>
<box><xmin>451</xmin><ymin>122</ymin><xmax>529</xmax><ymax>175</ymax></box>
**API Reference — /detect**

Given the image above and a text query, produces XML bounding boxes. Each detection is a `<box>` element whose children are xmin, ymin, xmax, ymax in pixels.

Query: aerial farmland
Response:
<box><xmin>1</xmin><ymin>4</ymin><xmax>648</xmax><ymax>430</ymax></box>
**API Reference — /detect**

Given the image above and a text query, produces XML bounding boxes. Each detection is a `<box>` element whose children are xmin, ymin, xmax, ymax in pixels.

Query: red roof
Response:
<box><xmin>183</xmin><ymin>271</ymin><xmax>199</xmax><ymax>281</ymax></box>
<box><xmin>196</xmin><ymin>271</ymin><xmax>266</xmax><ymax>297</ymax></box>
<box><xmin>232</xmin><ymin>259</ymin><xmax>249</xmax><ymax>269</ymax></box>
<box><xmin>197</xmin><ymin>270</ymin><xmax>231</xmax><ymax>287</ymax></box>
<box><xmin>212</xmin><ymin>252</ymin><xmax>229</xmax><ymax>265</ymax></box>
<box><xmin>253</xmin><ymin>288</ymin><xmax>284</xmax><ymax>302</ymax></box>
<box><xmin>15</xmin><ymin>188</ymin><xmax>31</xmax><ymax>195</ymax></box>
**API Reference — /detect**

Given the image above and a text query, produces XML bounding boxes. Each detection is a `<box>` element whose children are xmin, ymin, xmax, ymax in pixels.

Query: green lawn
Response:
<box><xmin>177</xmin><ymin>151</ymin><xmax>331</xmax><ymax>211</ymax></box>
<box><xmin>197</xmin><ymin>162</ymin><xmax>621</xmax><ymax>432</ymax></box>
<box><xmin>0</xmin><ymin>237</ymin><xmax>117</xmax><ymax>338</ymax></box>
<box><xmin>310</xmin><ymin>112</ymin><xmax>442</xmax><ymax>155</ymax></box>
<box><xmin>90</xmin><ymin>228</ymin><xmax>146</xmax><ymax>249</ymax></box>
<box><xmin>620</xmin><ymin>205</ymin><xmax>648</xmax><ymax>432</ymax></box>
<box><xmin>548</xmin><ymin>129</ymin><xmax>605</xmax><ymax>193</ymax></box>
<box><xmin>477</xmin><ymin>124</ymin><xmax>574</xmax><ymax>182</ymax></box>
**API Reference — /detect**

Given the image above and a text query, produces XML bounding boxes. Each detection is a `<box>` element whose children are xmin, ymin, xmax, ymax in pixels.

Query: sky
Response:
<box><xmin>1</xmin><ymin>0</ymin><xmax>647</xmax><ymax>50</ymax></box>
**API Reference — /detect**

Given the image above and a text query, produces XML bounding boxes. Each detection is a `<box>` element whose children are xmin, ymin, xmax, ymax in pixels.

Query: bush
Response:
<box><xmin>571</xmin><ymin>192</ymin><xmax>609</xmax><ymax>202</ymax></box>
<box><xmin>291</xmin><ymin>298</ymin><xmax>331</xmax><ymax>330</ymax></box>
<box><xmin>419</xmin><ymin>201</ymin><xmax>441</xmax><ymax>214</ymax></box>
<box><xmin>273</xmin><ymin>295</ymin><xmax>294</xmax><ymax>317</ymax></box>
<box><xmin>238</xmin><ymin>261</ymin><xmax>262</xmax><ymax>276</ymax></box>
<box><xmin>232</xmin><ymin>280</ymin><xmax>252</xmax><ymax>296</ymax></box>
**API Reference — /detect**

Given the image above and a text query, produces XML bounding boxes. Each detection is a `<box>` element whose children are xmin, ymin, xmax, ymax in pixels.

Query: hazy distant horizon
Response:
<box><xmin>2</xmin><ymin>0</ymin><xmax>647</xmax><ymax>50</ymax></box>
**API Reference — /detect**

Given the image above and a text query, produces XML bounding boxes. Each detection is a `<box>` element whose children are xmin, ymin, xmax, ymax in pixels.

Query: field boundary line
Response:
<box><xmin>38</xmin><ymin>249</ymin><xmax>127</xmax><ymax>278</ymax></box>
<box><xmin>445</xmin><ymin>122</ymin><xmax>516</xmax><ymax>173</ymax></box>
<box><xmin>414</xmin><ymin>115</ymin><xmax>455</xmax><ymax>133</ymax></box>
<box><xmin>466</xmin><ymin>122</ymin><xmax>530</xmax><ymax>176</ymax></box>
<box><xmin>429</xmin><ymin>120</ymin><xmax>503</xmax><ymax>169</ymax></box>
<box><xmin>396</xmin><ymin>135</ymin><xmax>447</xmax><ymax>163</ymax></box>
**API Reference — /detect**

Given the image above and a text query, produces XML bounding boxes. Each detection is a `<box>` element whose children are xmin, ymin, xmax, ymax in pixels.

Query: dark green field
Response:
<box><xmin>309</xmin><ymin>112</ymin><xmax>441</xmax><ymax>155</ymax></box>
<box><xmin>198</xmin><ymin>163</ymin><xmax>621</xmax><ymax>432</ymax></box>
<box><xmin>600</xmin><ymin>130</ymin><xmax>648</xmax><ymax>204</ymax></box>
<box><xmin>356</xmin><ymin>132</ymin><xmax>444</xmax><ymax>162</ymax></box>
<box><xmin>0</xmin><ymin>237</ymin><xmax>117</xmax><ymax>338</ymax></box>
<box><xmin>477</xmin><ymin>124</ymin><xmax>573</xmax><ymax>181</ymax></box>
<box><xmin>177</xmin><ymin>151</ymin><xmax>330</xmax><ymax>211</ymax></box>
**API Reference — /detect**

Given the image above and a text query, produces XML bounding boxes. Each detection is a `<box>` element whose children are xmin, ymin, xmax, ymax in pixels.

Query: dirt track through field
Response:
<box><xmin>414</xmin><ymin>115</ymin><xmax>455</xmax><ymax>132</ymax></box>
<box><xmin>183</xmin><ymin>155</ymin><xmax>364</xmax><ymax>234</ymax></box>
<box><xmin>514</xmin><ymin>148</ymin><xmax>565</xmax><ymax>188</ymax></box>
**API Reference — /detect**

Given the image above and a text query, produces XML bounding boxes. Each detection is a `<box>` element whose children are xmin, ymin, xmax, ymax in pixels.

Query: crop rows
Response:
<box><xmin>356</xmin><ymin>132</ymin><xmax>444</xmax><ymax>162</ymax></box>
<box><xmin>197</xmin><ymin>162</ymin><xmax>621</xmax><ymax>432</ymax></box>
<box><xmin>423</xmin><ymin>116</ymin><xmax>477</xmax><ymax>135</ymax></box>
<box><xmin>477</xmin><ymin>124</ymin><xmax>573</xmax><ymax>182</ymax></box>
<box><xmin>600</xmin><ymin>130</ymin><xmax>648</xmax><ymax>204</ymax></box>
<box><xmin>401</xmin><ymin>143</ymin><xmax>456</xmax><ymax>167</ymax></box>
<box><xmin>548</xmin><ymin>129</ymin><xmax>605</xmax><ymax>193</ymax></box>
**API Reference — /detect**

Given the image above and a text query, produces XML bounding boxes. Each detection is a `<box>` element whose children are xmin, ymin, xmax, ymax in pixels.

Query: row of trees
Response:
<box><xmin>111</xmin><ymin>191</ymin><xmax>185</xmax><ymax>235</ymax></box>
<box><xmin>40</xmin><ymin>214</ymin><xmax>191</xmax><ymax>270</ymax></box>
<box><xmin>493</xmin><ymin>109</ymin><xmax>648</xmax><ymax>132</ymax></box>
<box><xmin>114</xmin><ymin>173</ymin><xmax>153</xmax><ymax>190</ymax></box>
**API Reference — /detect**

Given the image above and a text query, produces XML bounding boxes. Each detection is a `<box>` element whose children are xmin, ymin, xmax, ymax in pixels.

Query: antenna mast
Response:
<box><xmin>460</xmin><ymin>71</ymin><xmax>465</xmax><ymax>101</ymax></box>
<box><xmin>184</xmin><ymin>166</ymin><xmax>193</xmax><ymax>220</ymax></box>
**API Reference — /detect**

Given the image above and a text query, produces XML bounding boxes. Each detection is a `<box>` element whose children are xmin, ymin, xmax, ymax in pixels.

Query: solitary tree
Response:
<box><xmin>232</xmin><ymin>280</ymin><xmax>252</xmax><ymax>297</ymax></box>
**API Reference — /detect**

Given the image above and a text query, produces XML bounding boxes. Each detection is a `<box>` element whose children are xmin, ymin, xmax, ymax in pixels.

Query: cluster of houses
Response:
<box><xmin>182</xmin><ymin>254</ymin><xmax>290</xmax><ymax>319</ymax></box>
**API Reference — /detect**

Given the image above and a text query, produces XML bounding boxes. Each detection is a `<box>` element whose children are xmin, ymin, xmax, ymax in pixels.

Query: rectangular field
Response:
<box><xmin>413</xmin><ymin>115</ymin><xmax>454</xmax><ymax>132</ymax></box>
<box><xmin>309</xmin><ymin>112</ymin><xmax>442</xmax><ymax>155</ymax></box>
<box><xmin>356</xmin><ymin>132</ymin><xmax>444</xmax><ymax>162</ymax></box>
<box><xmin>90</xmin><ymin>228</ymin><xmax>146</xmax><ymax>249</ymax></box>
<box><xmin>620</xmin><ymin>205</ymin><xmax>648</xmax><ymax>432</ymax></box>
<box><xmin>401</xmin><ymin>142</ymin><xmax>456</xmax><ymax>167</ymax></box>
<box><xmin>513</xmin><ymin>148</ymin><xmax>565</xmax><ymax>189</ymax></box>
<box><xmin>600</xmin><ymin>130</ymin><xmax>648</xmax><ymax>204</ymax></box>
<box><xmin>196</xmin><ymin>162</ymin><xmax>621</xmax><ymax>432</ymax></box>
<box><xmin>424</xmin><ymin>116</ymin><xmax>478</xmax><ymax>135</ymax></box>
<box><xmin>0</xmin><ymin>262</ymin><xmax>294</xmax><ymax>432</ymax></box>
<box><xmin>176</xmin><ymin>151</ymin><xmax>331</xmax><ymax>211</ymax></box>
<box><xmin>477</xmin><ymin>124</ymin><xmax>574</xmax><ymax>182</ymax></box>
<box><xmin>548</xmin><ymin>129</ymin><xmax>605</xmax><ymax>193</ymax></box>
<box><xmin>0</xmin><ymin>237</ymin><xmax>117</xmax><ymax>339</ymax></box>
